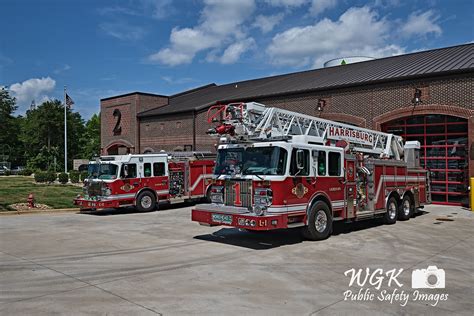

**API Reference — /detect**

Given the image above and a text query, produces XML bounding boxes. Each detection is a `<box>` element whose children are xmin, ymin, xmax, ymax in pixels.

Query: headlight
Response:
<box><xmin>210</xmin><ymin>186</ymin><xmax>224</xmax><ymax>204</ymax></box>
<box><xmin>101</xmin><ymin>184</ymin><xmax>112</xmax><ymax>196</ymax></box>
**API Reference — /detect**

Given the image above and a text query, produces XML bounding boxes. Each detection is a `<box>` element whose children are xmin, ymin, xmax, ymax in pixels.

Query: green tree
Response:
<box><xmin>0</xmin><ymin>88</ymin><xmax>22</xmax><ymax>166</ymax></box>
<box><xmin>21</xmin><ymin>99</ymin><xmax>86</xmax><ymax>170</ymax></box>
<box><xmin>80</xmin><ymin>113</ymin><xmax>101</xmax><ymax>159</ymax></box>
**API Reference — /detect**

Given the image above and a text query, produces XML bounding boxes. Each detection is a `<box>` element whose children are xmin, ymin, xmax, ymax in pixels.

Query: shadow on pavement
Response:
<box><xmin>194</xmin><ymin>210</ymin><xmax>430</xmax><ymax>250</ymax></box>
<box><xmin>194</xmin><ymin>227</ymin><xmax>306</xmax><ymax>250</ymax></box>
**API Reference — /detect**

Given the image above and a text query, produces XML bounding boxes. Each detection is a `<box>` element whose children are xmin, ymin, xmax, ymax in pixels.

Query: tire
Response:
<box><xmin>384</xmin><ymin>196</ymin><xmax>398</xmax><ymax>224</ymax></box>
<box><xmin>136</xmin><ymin>191</ymin><xmax>156</xmax><ymax>212</ymax></box>
<box><xmin>302</xmin><ymin>201</ymin><xmax>332</xmax><ymax>241</ymax></box>
<box><xmin>398</xmin><ymin>195</ymin><xmax>413</xmax><ymax>221</ymax></box>
<box><xmin>204</xmin><ymin>186</ymin><xmax>212</xmax><ymax>203</ymax></box>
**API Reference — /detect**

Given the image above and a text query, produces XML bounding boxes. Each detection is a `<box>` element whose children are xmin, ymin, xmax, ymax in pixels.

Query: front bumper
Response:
<box><xmin>192</xmin><ymin>205</ymin><xmax>305</xmax><ymax>231</ymax></box>
<box><xmin>73</xmin><ymin>197</ymin><xmax>132</xmax><ymax>210</ymax></box>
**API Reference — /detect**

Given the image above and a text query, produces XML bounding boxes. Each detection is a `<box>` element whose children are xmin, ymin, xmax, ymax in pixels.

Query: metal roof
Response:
<box><xmin>138</xmin><ymin>43</ymin><xmax>474</xmax><ymax>117</ymax></box>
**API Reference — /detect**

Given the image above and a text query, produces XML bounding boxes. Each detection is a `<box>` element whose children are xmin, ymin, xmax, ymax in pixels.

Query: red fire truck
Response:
<box><xmin>191</xmin><ymin>102</ymin><xmax>430</xmax><ymax>240</ymax></box>
<box><xmin>74</xmin><ymin>152</ymin><xmax>215</xmax><ymax>212</ymax></box>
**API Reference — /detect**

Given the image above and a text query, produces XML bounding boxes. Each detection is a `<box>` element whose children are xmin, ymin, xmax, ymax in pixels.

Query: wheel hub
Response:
<box><xmin>141</xmin><ymin>196</ymin><xmax>152</xmax><ymax>209</ymax></box>
<box><xmin>315</xmin><ymin>210</ymin><xmax>327</xmax><ymax>233</ymax></box>
<box><xmin>388</xmin><ymin>201</ymin><xmax>397</xmax><ymax>220</ymax></box>
<box><xmin>403</xmin><ymin>200</ymin><xmax>411</xmax><ymax>216</ymax></box>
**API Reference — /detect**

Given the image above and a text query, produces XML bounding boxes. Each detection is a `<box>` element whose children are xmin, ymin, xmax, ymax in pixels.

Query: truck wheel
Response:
<box><xmin>384</xmin><ymin>196</ymin><xmax>398</xmax><ymax>224</ymax></box>
<box><xmin>205</xmin><ymin>186</ymin><xmax>212</xmax><ymax>203</ymax></box>
<box><xmin>302</xmin><ymin>201</ymin><xmax>332</xmax><ymax>241</ymax></box>
<box><xmin>136</xmin><ymin>191</ymin><xmax>156</xmax><ymax>212</ymax></box>
<box><xmin>398</xmin><ymin>195</ymin><xmax>413</xmax><ymax>221</ymax></box>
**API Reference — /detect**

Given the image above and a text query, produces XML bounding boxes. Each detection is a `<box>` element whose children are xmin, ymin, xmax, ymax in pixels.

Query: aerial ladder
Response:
<box><xmin>206</xmin><ymin>102</ymin><xmax>404</xmax><ymax>160</ymax></box>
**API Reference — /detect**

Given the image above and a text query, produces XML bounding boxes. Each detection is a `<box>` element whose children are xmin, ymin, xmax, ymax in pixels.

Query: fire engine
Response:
<box><xmin>191</xmin><ymin>102</ymin><xmax>430</xmax><ymax>240</ymax></box>
<box><xmin>74</xmin><ymin>152</ymin><xmax>215</xmax><ymax>212</ymax></box>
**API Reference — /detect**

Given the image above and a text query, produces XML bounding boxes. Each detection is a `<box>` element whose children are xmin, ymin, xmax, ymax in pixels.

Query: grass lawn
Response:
<box><xmin>0</xmin><ymin>176</ymin><xmax>82</xmax><ymax>211</ymax></box>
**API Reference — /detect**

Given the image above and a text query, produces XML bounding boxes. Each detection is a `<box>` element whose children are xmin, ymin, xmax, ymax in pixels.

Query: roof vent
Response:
<box><xmin>324</xmin><ymin>56</ymin><xmax>375</xmax><ymax>68</ymax></box>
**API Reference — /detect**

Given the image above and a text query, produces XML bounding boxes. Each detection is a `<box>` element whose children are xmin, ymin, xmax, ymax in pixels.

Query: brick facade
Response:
<box><xmin>100</xmin><ymin>93</ymin><xmax>168</xmax><ymax>154</ymax></box>
<box><xmin>101</xmin><ymin>74</ymin><xmax>473</xmax><ymax>175</ymax></box>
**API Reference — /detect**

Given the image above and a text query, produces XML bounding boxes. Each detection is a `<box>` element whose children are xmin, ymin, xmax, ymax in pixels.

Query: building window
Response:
<box><xmin>176</xmin><ymin>121</ymin><xmax>182</xmax><ymax>129</ymax></box>
<box><xmin>184</xmin><ymin>145</ymin><xmax>193</xmax><ymax>151</ymax></box>
<box><xmin>160</xmin><ymin>123</ymin><xmax>165</xmax><ymax>131</ymax></box>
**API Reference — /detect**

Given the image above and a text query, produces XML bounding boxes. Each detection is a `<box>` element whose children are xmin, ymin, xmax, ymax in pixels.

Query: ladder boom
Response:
<box><xmin>207</xmin><ymin>102</ymin><xmax>404</xmax><ymax>159</ymax></box>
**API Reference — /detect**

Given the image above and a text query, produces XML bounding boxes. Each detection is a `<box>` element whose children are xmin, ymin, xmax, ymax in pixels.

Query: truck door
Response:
<box><xmin>152</xmin><ymin>161</ymin><xmax>169</xmax><ymax>197</ymax></box>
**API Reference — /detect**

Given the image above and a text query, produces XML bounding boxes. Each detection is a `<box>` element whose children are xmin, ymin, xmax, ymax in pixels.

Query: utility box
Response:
<box><xmin>404</xmin><ymin>141</ymin><xmax>420</xmax><ymax>169</ymax></box>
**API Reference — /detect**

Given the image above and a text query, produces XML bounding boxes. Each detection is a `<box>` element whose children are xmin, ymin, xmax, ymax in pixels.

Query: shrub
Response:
<box><xmin>80</xmin><ymin>171</ymin><xmax>89</xmax><ymax>182</ymax></box>
<box><xmin>34</xmin><ymin>171</ymin><xmax>47</xmax><ymax>183</ymax></box>
<box><xmin>46</xmin><ymin>172</ymin><xmax>57</xmax><ymax>183</ymax></box>
<box><xmin>5</xmin><ymin>170</ymin><xmax>11</xmax><ymax>176</ymax></box>
<box><xmin>58</xmin><ymin>173</ymin><xmax>69</xmax><ymax>184</ymax></box>
<box><xmin>70</xmin><ymin>171</ymin><xmax>80</xmax><ymax>183</ymax></box>
<box><xmin>19</xmin><ymin>169</ymin><xmax>33</xmax><ymax>176</ymax></box>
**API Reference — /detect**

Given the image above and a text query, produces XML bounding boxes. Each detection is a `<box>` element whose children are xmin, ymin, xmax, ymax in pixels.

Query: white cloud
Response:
<box><xmin>267</xmin><ymin>6</ymin><xmax>406</xmax><ymax>67</ymax></box>
<box><xmin>140</xmin><ymin>0</ymin><xmax>174</xmax><ymax>19</ymax></box>
<box><xmin>400</xmin><ymin>10</ymin><xmax>442</xmax><ymax>38</ymax></box>
<box><xmin>161</xmin><ymin>76</ymin><xmax>197</xmax><ymax>85</ymax></box>
<box><xmin>99</xmin><ymin>22</ymin><xmax>146</xmax><ymax>41</ymax></box>
<box><xmin>253</xmin><ymin>13</ymin><xmax>284</xmax><ymax>33</ymax></box>
<box><xmin>9</xmin><ymin>77</ymin><xmax>56</xmax><ymax>113</ymax></box>
<box><xmin>219</xmin><ymin>38</ymin><xmax>256</xmax><ymax>64</ymax></box>
<box><xmin>264</xmin><ymin>0</ymin><xmax>307</xmax><ymax>7</ymax></box>
<box><xmin>309</xmin><ymin>0</ymin><xmax>337</xmax><ymax>16</ymax></box>
<box><xmin>148</xmin><ymin>0</ymin><xmax>256</xmax><ymax>66</ymax></box>
<box><xmin>53</xmin><ymin>64</ymin><xmax>71</xmax><ymax>74</ymax></box>
<box><xmin>98</xmin><ymin>1</ymin><xmax>174</xmax><ymax>19</ymax></box>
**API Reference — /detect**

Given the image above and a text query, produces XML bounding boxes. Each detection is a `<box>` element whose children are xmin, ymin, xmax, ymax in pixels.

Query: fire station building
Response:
<box><xmin>101</xmin><ymin>43</ymin><xmax>473</xmax><ymax>206</ymax></box>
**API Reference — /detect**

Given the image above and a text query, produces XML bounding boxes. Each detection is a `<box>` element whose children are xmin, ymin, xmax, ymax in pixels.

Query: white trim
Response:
<box><xmin>189</xmin><ymin>174</ymin><xmax>213</xmax><ymax>191</ymax></box>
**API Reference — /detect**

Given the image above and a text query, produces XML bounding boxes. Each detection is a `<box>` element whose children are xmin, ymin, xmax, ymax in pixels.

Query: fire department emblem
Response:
<box><xmin>292</xmin><ymin>183</ymin><xmax>308</xmax><ymax>198</ymax></box>
<box><xmin>120</xmin><ymin>183</ymin><xmax>133</xmax><ymax>192</ymax></box>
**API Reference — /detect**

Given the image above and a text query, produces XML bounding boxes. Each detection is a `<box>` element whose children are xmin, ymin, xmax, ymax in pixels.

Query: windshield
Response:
<box><xmin>88</xmin><ymin>163</ymin><xmax>99</xmax><ymax>179</ymax></box>
<box><xmin>215</xmin><ymin>146</ymin><xmax>288</xmax><ymax>176</ymax></box>
<box><xmin>93</xmin><ymin>163</ymin><xmax>118</xmax><ymax>179</ymax></box>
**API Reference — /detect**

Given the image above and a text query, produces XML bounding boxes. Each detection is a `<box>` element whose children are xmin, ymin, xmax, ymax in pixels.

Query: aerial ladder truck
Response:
<box><xmin>192</xmin><ymin>102</ymin><xmax>430</xmax><ymax>240</ymax></box>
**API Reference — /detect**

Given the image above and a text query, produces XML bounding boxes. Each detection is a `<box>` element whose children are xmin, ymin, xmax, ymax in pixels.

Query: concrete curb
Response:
<box><xmin>0</xmin><ymin>208</ymin><xmax>80</xmax><ymax>216</ymax></box>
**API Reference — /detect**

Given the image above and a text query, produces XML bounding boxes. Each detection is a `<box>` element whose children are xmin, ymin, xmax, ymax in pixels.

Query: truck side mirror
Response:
<box><xmin>296</xmin><ymin>149</ymin><xmax>305</xmax><ymax>170</ymax></box>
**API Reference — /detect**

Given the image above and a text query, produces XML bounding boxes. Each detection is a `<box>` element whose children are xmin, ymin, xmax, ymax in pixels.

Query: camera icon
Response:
<box><xmin>412</xmin><ymin>266</ymin><xmax>445</xmax><ymax>289</ymax></box>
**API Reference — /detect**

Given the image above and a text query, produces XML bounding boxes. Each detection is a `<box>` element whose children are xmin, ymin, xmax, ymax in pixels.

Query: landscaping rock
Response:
<box><xmin>9</xmin><ymin>203</ymin><xmax>52</xmax><ymax>211</ymax></box>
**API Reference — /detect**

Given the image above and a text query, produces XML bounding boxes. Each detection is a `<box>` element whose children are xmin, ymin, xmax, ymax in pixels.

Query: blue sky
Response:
<box><xmin>1</xmin><ymin>0</ymin><xmax>472</xmax><ymax>120</ymax></box>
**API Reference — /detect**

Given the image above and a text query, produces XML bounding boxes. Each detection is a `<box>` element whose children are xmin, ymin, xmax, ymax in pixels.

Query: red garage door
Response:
<box><xmin>382</xmin><ymin>115</ymin><xmax>469</xmax><ymax>206</ymax></box>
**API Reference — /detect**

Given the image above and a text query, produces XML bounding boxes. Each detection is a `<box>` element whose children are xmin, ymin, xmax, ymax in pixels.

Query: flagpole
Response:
<box><xmin>64</xmin><ymin>86</ymin><xmax>67</xmax><ymax>173</ymax></box>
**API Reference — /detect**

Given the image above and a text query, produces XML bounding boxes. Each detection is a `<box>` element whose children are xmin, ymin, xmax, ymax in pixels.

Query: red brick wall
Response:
<box><xmin>139</xmin><ymin>112</ymin><xmax>194</xmax><ymax>152</ymax></box>
<box><xmin>101</xmin><ymin>93</ymin><xmax>168</xmax><ymax>154</ymax></box>
<box><xmin>101</xmin><ymin>95</ymin><xmax>136</xmax><ymax>154</ymax></box>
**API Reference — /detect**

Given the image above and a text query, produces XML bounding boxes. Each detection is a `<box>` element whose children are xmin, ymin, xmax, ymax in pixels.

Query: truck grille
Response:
<box><xmin>224</xmin><ymin>180</ymin><xmax>252</xmax><ymax>209</ymax></box>
<box><xmin>87</xmin><ymin>182</ymin><xmax>102</xmax><ymax>197</ymax></box>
